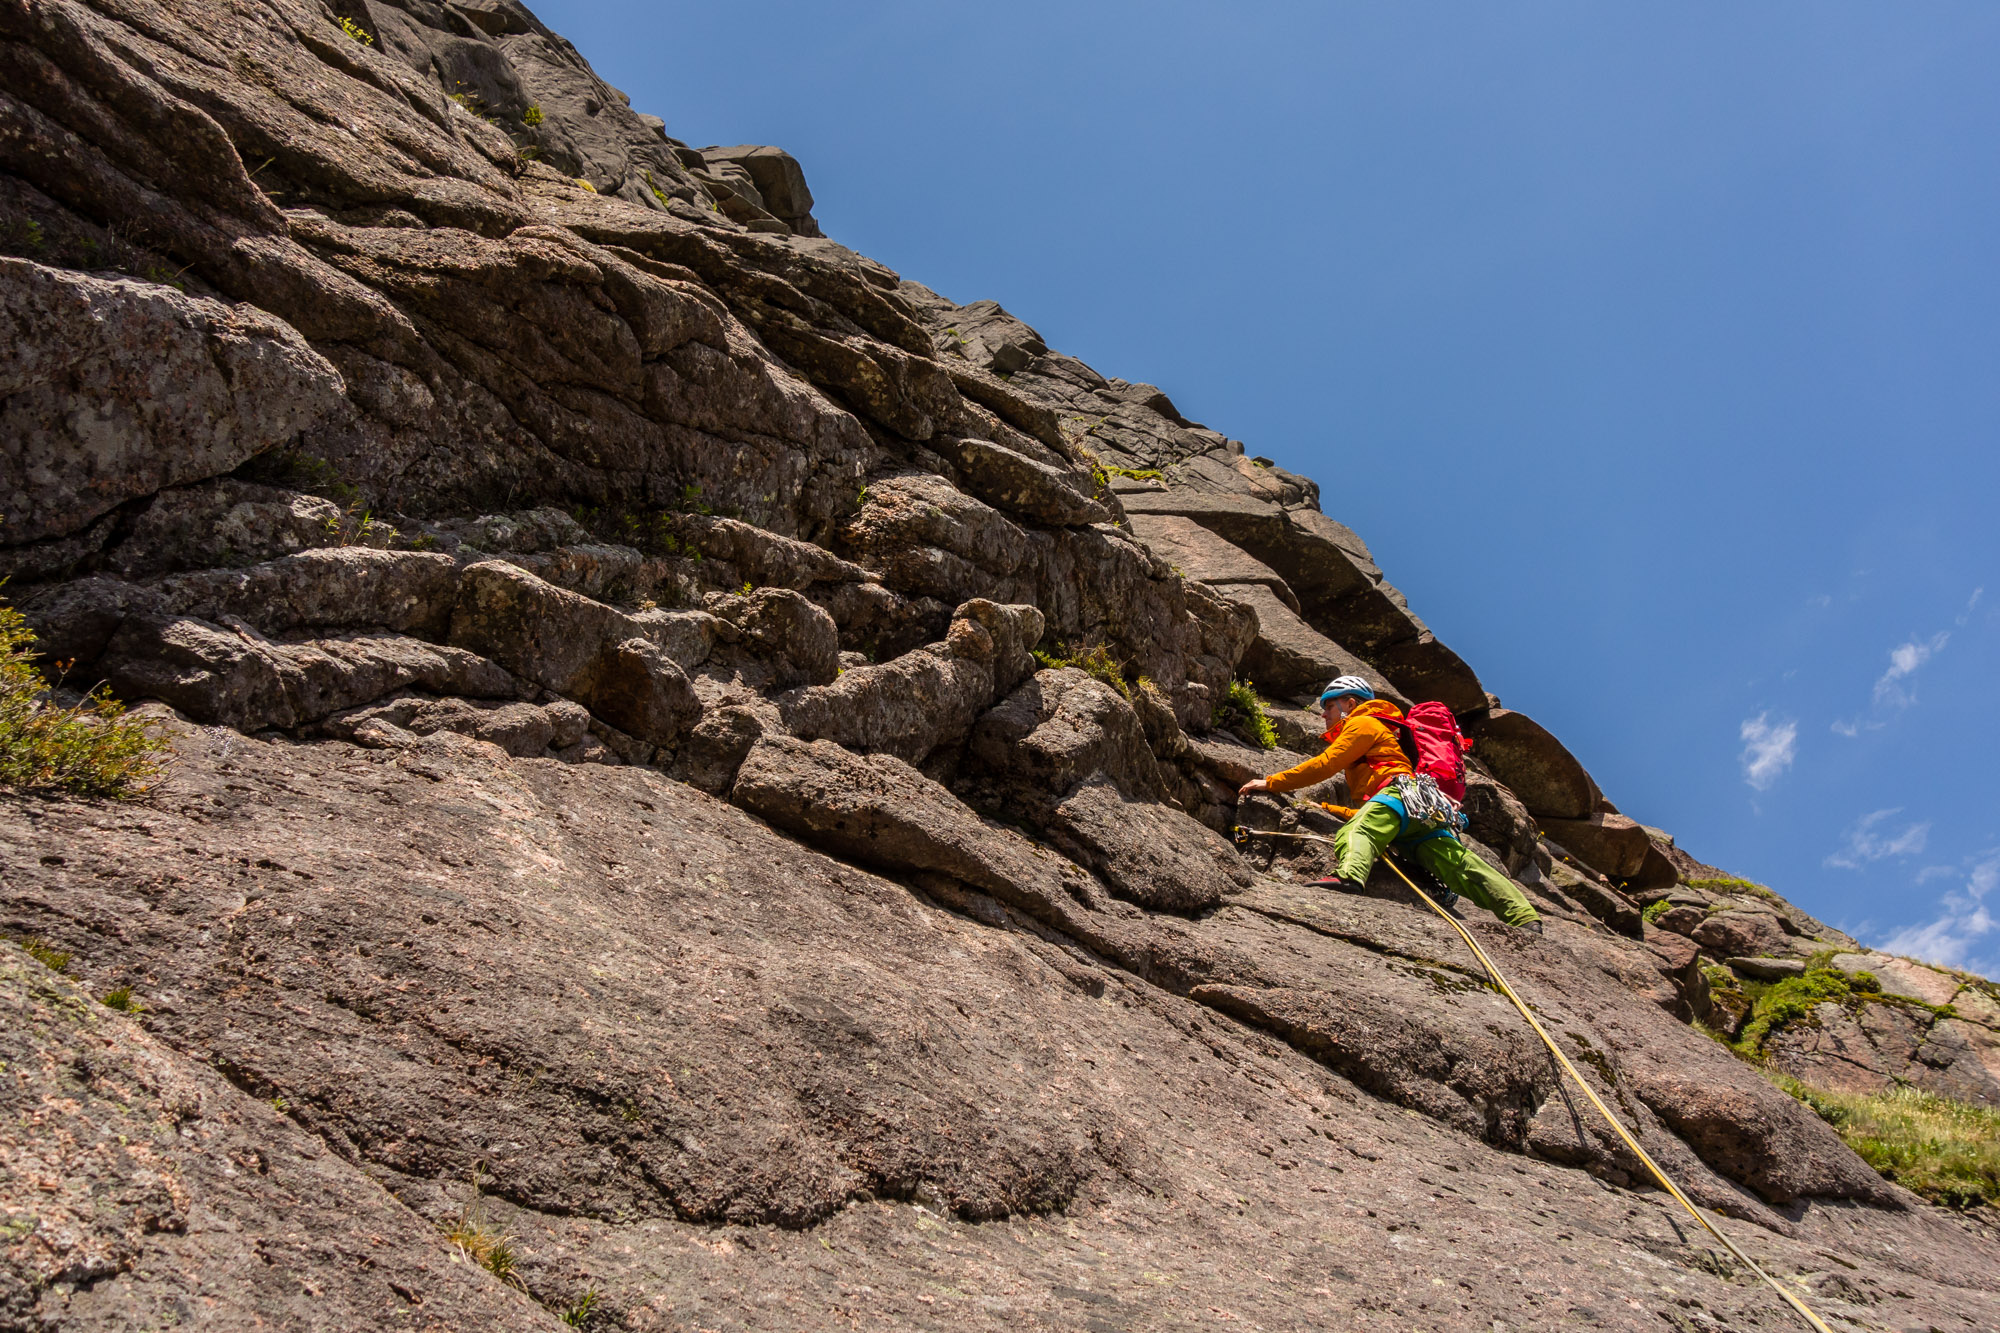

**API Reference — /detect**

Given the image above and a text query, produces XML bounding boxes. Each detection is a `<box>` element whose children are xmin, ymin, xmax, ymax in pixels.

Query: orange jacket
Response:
<box><xmin>1263</xmin><ymin>699</ymin><xmax>1412</xmax><ymax>809</ymax></box>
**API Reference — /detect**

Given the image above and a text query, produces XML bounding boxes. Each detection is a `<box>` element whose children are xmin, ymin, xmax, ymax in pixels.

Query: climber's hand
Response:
<box><xmin>1237</xmin><ymin>778</ymin><xmax>1270</xmax><ymax>798</ymax></box>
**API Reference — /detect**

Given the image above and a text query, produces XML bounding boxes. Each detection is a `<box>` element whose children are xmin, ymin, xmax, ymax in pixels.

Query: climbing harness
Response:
<box><xmin>1232</xmin><ymin>823</ymin><xmax>1835</xmax><ymax>1333</ymax></box>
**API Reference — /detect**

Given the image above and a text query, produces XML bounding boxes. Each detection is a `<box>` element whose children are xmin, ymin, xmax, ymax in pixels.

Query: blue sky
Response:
<box><xmin>535</xmin><ymin>1</ymin><xmax>2000</xmax><ymax>976</ymax></box>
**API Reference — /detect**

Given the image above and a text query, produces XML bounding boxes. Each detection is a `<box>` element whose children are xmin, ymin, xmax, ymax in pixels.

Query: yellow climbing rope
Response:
<box><xmin>1233</xmin><ymin>825</ymin><xmax>1834</xmax><ymax>1333</ymax></box>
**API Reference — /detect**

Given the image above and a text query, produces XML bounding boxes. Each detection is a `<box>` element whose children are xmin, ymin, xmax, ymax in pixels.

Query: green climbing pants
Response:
<box><xmin>1332</xmin><ymin>800</ymin><xmax>1541</xmax><ymax>928</ymax></box>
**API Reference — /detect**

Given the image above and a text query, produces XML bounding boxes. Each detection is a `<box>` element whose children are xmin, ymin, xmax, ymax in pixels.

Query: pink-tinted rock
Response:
<box><xmin>1691</xmin><ymin>910</ymin><xmax>1792</xmax><ymax>960</ymax></box>
<box><xmin>1541</xmin><ymin>811</ymin><xmax>1652</xmax><ymax>879</ymax></box>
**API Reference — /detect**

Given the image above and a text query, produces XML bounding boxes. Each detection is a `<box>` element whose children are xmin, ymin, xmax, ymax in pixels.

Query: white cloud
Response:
<box><xmin>1959</xmin><ymin>587</ymin><xmax>1985</xmax><ymax>626</ymax></box>
<box><xmin>1738</xmin><ymin>713</ymin><xmax>1797</xmax><ymax>790</ymax></box>
<box><xmin>1825</xmin><ymin>808</ymin><xmax>1932</xmax><ymax>870</ymax></box>
<box><xmin>1875</xmin><ymin>853</ymin><xmax>2000</xmax><ymax>977</ymax></box>
<box><xmin>1873</xmin><ymin>630</ymin><xmax>1949</xmax><ymax>707</ymax></box>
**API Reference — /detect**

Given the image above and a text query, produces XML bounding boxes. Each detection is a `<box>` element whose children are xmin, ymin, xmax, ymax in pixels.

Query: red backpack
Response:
<box><xmin>1386</xmin><ymin>702</ymin><xmax>1473</xmax><ymax>801</ymax></box>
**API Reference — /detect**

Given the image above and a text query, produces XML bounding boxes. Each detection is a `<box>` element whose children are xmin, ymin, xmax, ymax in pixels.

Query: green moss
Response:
<box><xmin>1734</xmin><ymin>961</ymin><xmax>1881</xmax><ymax>1055</ymax></box>
<box><xmin>522</xmin><ymin>103</ymin><xmax>543</xmax><ymax>127</ymax></box>
<box><xmin>1641</xmin><ymin>898</ymin><xmax>1673</xmax><ymax>924</ymax></box>
<box><xmin>1768</xmin><ymin>1072</ymin><xmax>2000</xmax><ymax>1208</ymax></box>
<box><xmin>1686</xmin><ymin>875</ymin><xmax>1778</xmax><ymax>900</ymax></box>
<box><xmin>101</xmin><ymin>986</ymin><xmax>140</xmax><ymax>1013</ymax></box>
<box><xmin>336</xmin><ymin>15</ymin><xmax>373</xmax><ymax>44</ymax></box>
<box><xmin>1</xmin><ymin>594</ymin><xmax>171</xmax><ymax>799</ymax></box>
<box><xmin>1211</xmin><ymin>678</ymin><xmax>1278</xmax><ymax>750</ymax></box>
<box><xmin>1101</xmin><ymin>465</ymin><xmax>1163</xmax><ymax>482</ymax></box>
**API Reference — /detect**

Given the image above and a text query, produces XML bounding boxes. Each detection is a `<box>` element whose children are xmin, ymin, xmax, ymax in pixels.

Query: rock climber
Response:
<box><xmin>1237</xmin><ymin>675</ymin><xmax>1543</xmax><ymax>933</ymax></box>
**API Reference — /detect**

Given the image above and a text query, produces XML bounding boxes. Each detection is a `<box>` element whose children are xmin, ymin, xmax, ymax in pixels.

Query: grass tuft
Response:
<box><xmin>445</xmin><ymin>1211</ymin><xmax>524</xmax><ymax>1287</ymax></box>
<box><xmin>559</xmin><ymin>1290</ymin><xmax>601</xmax><ymax>1327</ymax></box>
<box><xmin>1211</xmin><ymin>678</ymin><xmax>1278</xmax><ymax>750</ymax></box>
<box><xmin>101</xmin><ymin>985</ymin><xmax>140</xmax><ymax>1013</ymax></box>
<box><xmin>1768</xmin><ymin>1073</ymin><xmax>2000</xmax><ymax>1208</ymax></box>
<box><xmin>14</xmin><ymin>936</ymin><xmax>72</xmax><ymax>973</ymax></box>
<box><xmin>1031</xmin><ymin>642</ymin><xmax>1134</xmax><ymax>700</ymax></box>
<box><xmin>1641</xmin><ymin>898</ymin><xmax>1673</xmax><ymax>924</ymax></box>
<box><xmin>1</xmin><ymin>594</ymin><xmax>170</xmax><ymax>799</ymax></box>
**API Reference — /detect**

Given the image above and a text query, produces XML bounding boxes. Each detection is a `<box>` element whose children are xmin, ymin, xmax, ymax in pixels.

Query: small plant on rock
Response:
<box><xmin>559</xmin><ymin>1290</ymin><xmax>601</xmax><ymax>1326</ymax></box>
<box><xmin>1641</xmin><ymin>898</ymin><xmax>1673</xmax><ymax>925</ymax></box>
<box><xmin>522</xmin><ymin>103</ymin><xmax>544</xmax><ymax>127</ymax></box>
<box><xmin>13</xmin><ymin>936</ymin><xmax>72</xmax><ymax>973</ymax></box>
<box><xmin>336</xmin><ymin>15</ymin><xmax>373</xmax><ymax>44</ymax></box>
<box><xmin>101</xmin><ymin>985</ymin><xmax>141</xmax><ymax>1013</ymax></box>
<box><xmin>1</xmin><ymin>593</ymin><xmax>170</xmax><ymax>799</ymax></box>
<box><xmin>1212</xmin><ymin>678</ymin><xmax>1278</xmax><ymax>750</ymax></box>
<box><xmin>445</xmin><ymin>1209</ymin><xmax>524</xmax><ymax>1288</ymax></box>
<box><xmin>1031</xmin><ymin>642</ymin><xmax>1133</xmax><ymax>700</ymax></box>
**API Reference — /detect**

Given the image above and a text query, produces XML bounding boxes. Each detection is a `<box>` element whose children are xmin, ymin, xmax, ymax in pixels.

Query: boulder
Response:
<box><xmin>1627</xmin><ymin>1063</ymin><xmax>1901</xmax><ymax>1206</ymax></box>
<box><xmin>1691</xmin><ymin>911</ymin><xmax>1793</xmax><ymax>961</ymax></box>
<box><xmin>938</xmin><ymin>436</ymin><xmax>1110</xmax><ymax>527</ymax></box>
<box><xmin>934</xmin><ymin>298</ymin><xmax>1049</xmax><ymax>375</ymax></box>
<box><xmin>968</xmin><ymin>668</ymin><xmax>1166</xmax><ymax>802</ymax></box>
<box><xmin>323</xmin><ymin>694</ymin><xmax>561</xmax><ymax>757</ymax></box>
<box><xmin>1655</xmin><ymin>905</ymin><xmax>1709</xmax><ymax>937</ymax></box>
<box><xmin>698</xmin><ymin>146</ymin><xmax>820</xmax><ymax>234</ymax></box>
<box><xmin>0</xmin><ymin>258</ymin><xmax>346</xmax><ymax>544</ymax></box>
<box><xmin>1046</xmin><ymin>776</ymin><xmax>1250</xmax><ymax>914</ymax></box>
<box><xmin>677</xmin><ymin>703</ymin><xmax>774</xmax><ymax>795</ymax></box>
<box><xmin>963</xmin><ymin>671</ymin><xmax>1248</xmax><ymax>914</ymax></box>
<box><xmin>706</xmin><ymin>587</ymin><xmax>841</xmax><ymax>687</ymax></box>
<box><xmin>18</xmin><ymin>576</ymin><xmax>170</xmax><ymax>672</ymax></box>
<box><xmin>100</xmin><ymin>621</ymin><xmax>523</xmax><ymax>733</ymax></box>
<box><xmin>1728</xmin><ymin>957</ymin><xmax>1807</xmax><ymax>981</ymax></box>
<box><xmin>1626</xmin><ymin>839</ymin><xmax>1682</xmax><ymax>892</ymax></box>
<box><xmin>1215</xmin><ymin>583</ymin><xmax>1391</xmax><ymax>701</ymax></box>
<box><xmin>1125</xmin><ymin>512</ymin><xmax>1299</xmax><ymax>608</ymax></box>
<box><xmin>1363</xmin><ymin>632</ymin><xmax>1489</xmax><ymax>715</ymax></box>
<box><xmin>448</xmin><ymin>561</ymin><xmax>700</xmax><ymax>747</ymax></box>
<box><xmin>1539</xmin><ymin>811</ymin><xmax>1652</xmax><ymax>880</ymax></box>
<box><xmin>780</xmin><ymin>600</ymin><xmax>1044</xmax><ymax>763</ymax></box>
<box><xmin>1462</xmin><ymin>708</ymin><xmax>1599</xmax><ymax>820</ymax></box>
<box><xmin>104</xmin><ymin>480</ymin><xmax>343</xmax><ymax>578</ymax></box>
<box><xmin>677</xmin><ymin>515</ymin><xmax>875</xmax><ymax>588</ymax></box>
<box><xmin>1545</xmin><ymin>860</ymin><xmax>1643</xmax><ymax>937</ymax></box>
<box><xmin>156</xmin><ymin>548</ymin><xmax>461</xmax><ymax>639</ymax></box>
<box><xmin>630</xmin><ymin>608</ymin><xmax>722</xmax><ymax>671</ymax></box>
<box><xmin>730</xmin><ymin>735</ymin><xmax>1091</xmax><ymax>936</ymax></box>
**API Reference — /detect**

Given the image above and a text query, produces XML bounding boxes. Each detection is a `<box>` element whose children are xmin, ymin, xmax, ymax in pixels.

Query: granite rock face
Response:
<box><xmin>3</xmin><ymin>2</ymin><xmax>1999</xmax><ymax>1329</ymax></box>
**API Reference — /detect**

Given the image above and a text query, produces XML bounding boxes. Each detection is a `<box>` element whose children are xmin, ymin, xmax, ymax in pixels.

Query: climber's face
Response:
<box><xmin>1323</xmin><ymin>696</ymin><xmax>1354</xmax><ymax>729</ymax></box>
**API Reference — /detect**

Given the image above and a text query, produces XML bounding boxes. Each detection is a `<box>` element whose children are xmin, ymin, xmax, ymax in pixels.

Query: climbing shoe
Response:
<box><xmin>1308</xmin><ymin>875</ymin><xmax>1365</xmax><ymax>894</ymax></box>
<box><xmin>1519</xmin><ymin>919</ymin><xmax>1544</xmax><ymax>935</ymax></box>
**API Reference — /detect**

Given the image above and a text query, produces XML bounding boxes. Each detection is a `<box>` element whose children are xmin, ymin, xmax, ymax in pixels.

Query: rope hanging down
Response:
<box><xmin>1232</xmin><ymin>824</ymin><xmax>1834</xmax><ymax>1333</ymax></box>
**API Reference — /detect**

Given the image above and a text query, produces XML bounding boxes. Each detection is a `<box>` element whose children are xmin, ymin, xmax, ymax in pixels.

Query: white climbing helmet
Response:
<box><xmin>1317</xmin><ymin>675</ymin><xmax>1375</xmax><ymax>705</ymax></box>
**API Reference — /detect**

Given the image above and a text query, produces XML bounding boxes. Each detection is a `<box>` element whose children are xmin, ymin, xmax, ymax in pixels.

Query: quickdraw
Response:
<box><xmin>1233</xmin><ymin>824</ymin><xmax>1834</xmax><ymax>1333</ymax></box>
